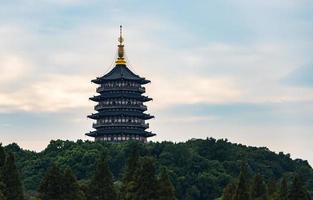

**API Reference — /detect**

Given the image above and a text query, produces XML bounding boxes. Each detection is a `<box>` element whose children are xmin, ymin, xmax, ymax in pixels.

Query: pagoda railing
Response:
<box><xmin>97</xmin><ymin>86</ymin><xmax>145</xmax><ymax>93</ymax></box>
<box><xmin>93</xmin><ymin>122</ymin><xmax>149</xmax><ymax>129</ymax></box>
<box><xmin>95</xmin><ymin>104</ymin><xmax>147</xmax><ymax>111</ymax></box>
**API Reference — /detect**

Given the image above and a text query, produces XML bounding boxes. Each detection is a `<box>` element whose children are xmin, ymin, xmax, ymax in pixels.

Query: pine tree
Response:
<box><xmin>184</xmin><ymin>185</ymin><xmax>200</xmax><ymax>200</ymax></box>
<box><xmin>233</xmin><ymin>162</ymin><xmax>250</xmax><ymax>200</ymax></box>
<box><xmin>277</xmin><ymin>177</ymin><xmax>288</xmax><ymax>200</ymax></box>
<box><xmin>157</xmin><ymin>168</ymin><xmax>176</xmax><ymax>200</ymax></box>
<box><xmin>3</xmin><ymin>152</ymin><xmax>24</xmax><ymax>200</ymax></box>
<box><xmin>0</xmin><ymin>144</ymin><xmax>6</xmax><ymax>200</ymax></box>
<box><xmin>134</xmin><ymin>157</ymin><xmax>158</xmax><ymax>200</ymax></box>
<box><xmin>87</xmin><ymin>155</ymin><xmax>117</xmax><ymax>200</ymax></box>
<box><xmin>0</xmin><ymin>178</ymin><xmax>5</xmax><ymax>200</ymax></box>
<box><xmin>63</xmin><ymin>168</ymin><xmax>85</xmax><ymax>200</ymax></box>
<box><xmin>288</xmin><ymin>175</ymin><xmax>310</xmax><ymax>200</ymax></box>
<box><xmin>222</xmin><ymin>182</ymin><xmax>236</xmax><ymax>200</ymax></box>
<box><xmin>267</xmin><ymin>180</ymin><xmax>277</xmax><ymax>199</ymax></box>
<box><xmin>38</xmin><ymin>164</ymin><xmax>65</xmax><ymax>200</ymax></box>
<box><xmin>250</xmin><ymin>174</ymin><xmax>268</xmax><ymax>200</ymax></box>
<box><xmin>0</xmin><ymin>144</ymin><xmax>5</xmax><ymax>168</ymax></box>
<box><xmin>119</xmin><ymin>145</ymin><xmax>140</xmax><ymax>200</ymax></box>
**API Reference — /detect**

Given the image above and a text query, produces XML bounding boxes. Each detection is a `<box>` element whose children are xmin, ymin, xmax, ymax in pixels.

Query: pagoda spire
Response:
<box><xmin>116</xmin><ymin>25</ymin><xmax>126</xmax><ymax>65</ymax></box>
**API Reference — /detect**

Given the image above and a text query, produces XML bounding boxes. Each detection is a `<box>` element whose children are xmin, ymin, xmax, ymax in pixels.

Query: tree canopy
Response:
<box><xmin>3</xmin><ymin>138</ymin><xmax>313</xmax><ymax>199</ymax></box>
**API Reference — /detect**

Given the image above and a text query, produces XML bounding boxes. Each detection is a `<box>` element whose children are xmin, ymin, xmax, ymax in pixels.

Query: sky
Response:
<box><xmin>0</xmin><ymin>0</ymin><xmax>313</xmax><ymax>164</ymax></box>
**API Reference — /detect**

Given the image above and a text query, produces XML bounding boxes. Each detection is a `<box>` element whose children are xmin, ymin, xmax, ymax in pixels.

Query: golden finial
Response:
<box><xmin>116</xmin><ymin>25</ymin><xmax>126</xmax><ymax>65</ymax></box>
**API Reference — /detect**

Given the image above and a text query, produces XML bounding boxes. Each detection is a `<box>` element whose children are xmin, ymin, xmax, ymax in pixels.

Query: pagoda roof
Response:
<box><xmin>89</xmin><ymin>93</ymin><xmax>152</xmax><ymax>102</ymax></box>
<box><xmin>92</xmin><ymin>64</ymin><xmax>150</xmax><ymax>84</ymax></box>
<box><xmin>86</xmin><ymin>129</ymin><xmax>156</xmax><ymax>137</ymax></box>
<box><xmin>88</xmin><ymin>111</ymin><xmax>154</xmax><ymax>120</ymax></box>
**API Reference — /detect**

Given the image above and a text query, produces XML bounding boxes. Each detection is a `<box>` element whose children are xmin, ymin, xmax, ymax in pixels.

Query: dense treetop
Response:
<box><xmin>4</xmin><ymin>138</ymin><xmax>313</xmax><ymax>199</ymax></box>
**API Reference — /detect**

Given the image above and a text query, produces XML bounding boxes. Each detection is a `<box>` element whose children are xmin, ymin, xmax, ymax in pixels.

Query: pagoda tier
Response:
<box><xmin>86</xmin><ymin>128</ymin><xmax>155</xmax><ymax>142</ymax></box>
<box><xmin>86</xmin><ymin>26</ymin><xmax>156</xmax><ymax>143</ymax></box>
<box><xmin>87</xmin><ymin>111</ymin><xmax>154</xmax><ymax>120</ymax></box>
<box><xmin>92</xmin><ymin>64</ymin><xmax>150</xmax><ymax>85</ymax></box>
<box><xmin>89</xmin><ymin>92</ymin><xmax>152</xmax><ymax>102</ymax></box>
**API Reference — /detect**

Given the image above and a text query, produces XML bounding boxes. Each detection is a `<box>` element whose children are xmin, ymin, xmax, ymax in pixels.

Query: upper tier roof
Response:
<box><xmin>92</xmin><ymin>64</ymin><xmax>150</xmax><ymax>84</ymax></box>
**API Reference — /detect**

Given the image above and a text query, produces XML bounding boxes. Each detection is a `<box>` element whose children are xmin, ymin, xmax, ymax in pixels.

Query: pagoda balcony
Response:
<box><xmin>95</xmin><ymin>104</ymin><xmax>147</xmax><ymax>111</ymax></box>
<box><xmin>93</xmin><ymin>122</ymin><xmax>149</xmax><ymax>129</ymax></box>
<box><xmin>96</xmin><ymin>86</ymin><xmax>145</xmax><ymax>93</ymax></box>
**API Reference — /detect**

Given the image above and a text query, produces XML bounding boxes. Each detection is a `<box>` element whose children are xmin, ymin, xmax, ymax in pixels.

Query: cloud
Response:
<box><xmin>283</xmin><ymin>64</ymin><xmax>313</xmax><ymax>87</ymax></box>
<box><xmin>148</xmin><ymin>76</ymin><xmax>241</xmax><ymax>110</ymax></box>
<box><xmin>0</xmin><ymin>74</ymin><xmax>92</xmax><ymax>112</ymax></box>
<box><xmin>0</xmin><ymin>55</ymin><xmax>33</xmax><ymax>85</ymax></box>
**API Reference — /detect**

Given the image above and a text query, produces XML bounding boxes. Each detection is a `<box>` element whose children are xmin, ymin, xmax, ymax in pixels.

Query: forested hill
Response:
<box><xmin>4</xmin><ymin>138</ymin><xmax>313</xmax><ymax>199</ymax></box>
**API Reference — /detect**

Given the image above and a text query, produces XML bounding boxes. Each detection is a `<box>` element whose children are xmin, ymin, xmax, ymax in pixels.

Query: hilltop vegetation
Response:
<box><xmin>3</xmin><ymin>138</ymin><xmax>313</xmax><ymax>199</ymax></box>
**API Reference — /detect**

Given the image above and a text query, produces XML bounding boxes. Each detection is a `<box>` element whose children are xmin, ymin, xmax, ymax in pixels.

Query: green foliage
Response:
<box><xmin>0</xmin><ymin>144</ymin><xmax>5</xmax><ymax>168</ymax></box>
<box><xmin>0</xmin><ymin>180</ymin><xmax>5</xmax><ymax>200</ymax></box>
<box><xmin>38</xmin><ymin>164</ymin><xmax>85</xmax><ymax>200</ymax></box>
<box><xmin>233</xmin><ymin>162</ymin><xmax>250</xmax><ymax>200</ymax></box>
<box><xmin>2</xmin><ymin>152</ymin><xmax>24</xmax><ymax>200</ymax></box>
<box><xmin>0</xmin><ymin>144</ymin><xmax>6</xmax><ymax>200</ymax></box>
<box><xmin>250</xmin><ymin>175</ymin><xmax>268</xmax><ymax>200</ymax></box>
<box><xmin>221</xmin><ymin>166</ymin><xmax>312</xmax><ymax>200</ymax></box>
<box><xmin>157</xmin><ymin>168</ymin><xmax>177</xmax><ymax>200</ymax></box>
<box><xmin>134</xmin><ymin>157</ymin><xmax>158</xmax><ymax>200</ymax></box>
<box><xmin>288</xmin><ymin>175</ymin><xmax>310</xmax><ymax>200</ymax></box>
<box><xmin>38</xmin><ymin>164</ymin><xmax>65</xmax><ymax>200</ymax></box>
<box><xmin>222</xmin><ymin>182</ymin><xmax>236</xmax><ymax>200</ymax></box>
<box><xmin>119</xmin><ymin>143</ymin><xmax>140</xmax><ymax>200</ymax></box>
<box><xmin>3</xmin><ymin>138</ymin><xmax>313</xmax><ymax>199</ymax></box>
<box><xmin>87</xmin><ymin>155</ymin><xmax>117</xmax><ymax>200</ymax></box>
<box><xmin>63</xmin><ymin>168</ymin><xmax>85</xmax><ymax>200</ymax></box>
<box><xmin>278</xmin><ymin>177</ymin><xmax>288</xmax><ymax>200</ymax></box>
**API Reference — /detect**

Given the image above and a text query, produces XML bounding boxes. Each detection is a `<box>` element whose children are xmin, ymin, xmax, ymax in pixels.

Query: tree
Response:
<box><xmin>63</xmin><ymin>168</ymin><xmax>85</xmax><ymax>200</ymax></box>
<box><xmin>3</xmin><ymin>152</ymin><xmax>24</xmax><ymax>200</ymax></box>
<box><xmin>38</xmin><ymin>164</ymin><xmax>65</xmax><ymax>200</ymax></box>
<box><xmin>0</xmin><ymin>144</ymin><xmax>6</xmax><ymax>200</ymax></box>
<box><xmin>288</xmin><ymin>175</ymin><xmax>310</xmax><ymax>200</ymax></box>
<box><xmin>0</xmin><ymin>179</ymin><xmax>5</xmax><ymax>200</ymax></box>
<box><xmin>222</xmin><ymin>182</ymin><xmax>236</xmax><ymax>200</ymax></box>
<box><xmin>0</xmin><ymin>144</ymin><xmax>5</xmax><ymax>168</ymax></box>
<box><xmin>250</xmin><ymin>175</ymin><xmax>268</xmax><ymax>200</ymax></box>
<box><xmin>134</xmin><ymin>157</ymin><xmax>158</xmax><ymax>200</ymax></box>
<box><xmin>277</xmin><ymin>177</ymin><xmax>288</xmax><ymax>200</ymax></box>
<box><xmin>184</xmin><ymin>185</ymin><xmax>200</xmax><ymax>200</ymax></box>
<box><xmin>233</xmin><ymin>162</ymin><xmax>250</xmax><ymax>200</ymax></box>
<box><xmin>119</xmin><ymin>144</ymin><xmax>140</xmax><ymax>200</ymax></box>
<box><xmin>157</xmin><ymin>168</ymin><xmax>176</xmax><ymax>200</ymax></box>
<box><xmin>87</xmin><ymin>155</ymin><xmax>117</xmax><ymax>200</ymax></box>
<box><xmin>267</xmin><ymin>180</ymin><xmax>277</xmax><ymax>199</ymax></box>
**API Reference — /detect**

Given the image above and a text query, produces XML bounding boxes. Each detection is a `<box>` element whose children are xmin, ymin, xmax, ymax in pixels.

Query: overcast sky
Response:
<box><xmin>0</xmin><ymin>0</ymin><xmax>313</xmax><ymax>164</ymax></box>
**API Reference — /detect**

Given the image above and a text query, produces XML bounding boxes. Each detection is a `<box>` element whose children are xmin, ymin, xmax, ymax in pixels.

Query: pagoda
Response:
<box><xmin>86</xmin><ymin>26</ymin><xmax>156</xmax><ymax>142</ymax></box>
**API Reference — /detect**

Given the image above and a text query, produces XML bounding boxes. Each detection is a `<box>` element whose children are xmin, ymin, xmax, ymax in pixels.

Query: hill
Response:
<box><xmin>4</xmin><ymin>138</ymin><xmax>313</xmax><ymax>199</ymax></box>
